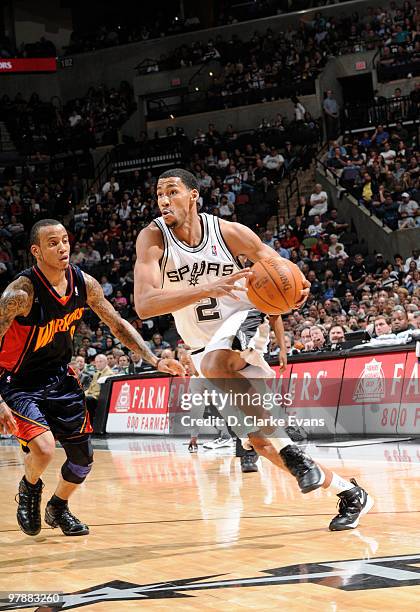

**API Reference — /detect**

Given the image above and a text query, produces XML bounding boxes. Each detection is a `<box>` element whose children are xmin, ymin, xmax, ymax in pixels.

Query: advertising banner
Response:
<box><xmin>285</xmin><ymin>358</ymin><xmax>345</xmax><ymax>435</ymax></box>
<box><xmin>397</xmin><ymin>351</ymin><xmax>420</xmax><ymax>435</ymax></box>
<box><xmin>101</xmin><ymin>349</ymin><xmax>418</xmax><ymax>436</ymax></box>
<box><xmin>106</xmin><ymin>376</ymin><xmax>171</xmax><ymax>434</ymax></box>
<box><xmin>0</xmin><ymin>58</ymin><xmax>57</xmax><ymax>73</ymax></box>
<box><xmin>337</xmin><ymin>352</ymin><xmax>408</xmax><ymax>434</ymax></box>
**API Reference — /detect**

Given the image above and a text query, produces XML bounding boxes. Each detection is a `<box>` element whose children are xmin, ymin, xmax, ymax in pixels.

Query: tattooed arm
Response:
<box><xmin>0</xmin><ymin>276</ymin><xmax>34</xmax><ymax>434</ymax></box>
<box><xmin>84</xmin><ymin>273</ymin><xmax>185</xmax><ymax>376</ymax></box>
<box><xmin>0</xmin><ymin>276</ymin><xmax>33</xmax><ymax>340</ymax></box>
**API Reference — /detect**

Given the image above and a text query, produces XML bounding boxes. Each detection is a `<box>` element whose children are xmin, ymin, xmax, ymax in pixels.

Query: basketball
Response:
<box><xmin>246</xmin><ymin>257</ymin><xmax>304</xmax><ymax>315</ymax></box>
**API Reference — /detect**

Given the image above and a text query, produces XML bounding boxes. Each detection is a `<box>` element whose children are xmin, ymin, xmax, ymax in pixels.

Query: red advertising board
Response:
<box><xmin>337</xmin><ymin>352</ymin><xmax>408</xmax><ymax>434</ymax></box>
<box><xmin>107</xmin><ymin>376</ymin><xmax>171</xmax><ymax>434</ymax></box>
<box><xmin>397</xmin><ymin>351</ymin><xmax>420</xmax><ymax>434</ymax></box>
<box><xmin>102</xmin><ymin>349</ymin><xmax>418</xmax><ymax>436</ymax></box>
<box><xmin>284</xmin><ymin>358</ymin><xmax>345</xmax><ymax>435</ymax></box>
<box><xmin>0</xmin><ymin>58</ymin><xmax>57</xmax><ymax>73</ymax></box>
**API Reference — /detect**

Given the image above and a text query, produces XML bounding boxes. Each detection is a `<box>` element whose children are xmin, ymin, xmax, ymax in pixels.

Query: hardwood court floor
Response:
<box><xmin>0</xmin><ymin>436</ymin><xmax>419</xmax><ymax>611</ymax></box>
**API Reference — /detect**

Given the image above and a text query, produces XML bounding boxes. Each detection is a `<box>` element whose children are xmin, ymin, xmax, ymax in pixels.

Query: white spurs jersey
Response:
<box><xmin>154</xmin><ymin>213</ymin><xmax>254</xmax><ymax>350</ymax></box>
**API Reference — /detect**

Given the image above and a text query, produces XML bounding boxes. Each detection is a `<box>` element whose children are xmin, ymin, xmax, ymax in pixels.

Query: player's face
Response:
<box><xmin>32</xmin><ymin>225</ymin><xmax>70</xmax><ymax>270</ymax></box>
<box><xmin>156</xmin><ymin>177</ymin><xmax>198</xmax><ymax>228</ymax></box>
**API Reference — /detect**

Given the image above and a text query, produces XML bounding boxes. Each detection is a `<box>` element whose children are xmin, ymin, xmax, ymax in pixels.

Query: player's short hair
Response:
<box><xmin>159</xmin><ymin>168</ymin><xmax>199</xmax><ymax>192</ymax></box>
<box><xmin>29</xmin><ymin>219</ymin><xmax>63</xmax><ymax>246</ymax></box>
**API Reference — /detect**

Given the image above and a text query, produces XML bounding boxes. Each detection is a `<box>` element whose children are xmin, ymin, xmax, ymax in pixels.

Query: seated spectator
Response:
<box><xmin>328</xmin><ymin>324</ymin><xmax>346</xmax><ymax>348</ymax></box>
<box><xmin>281</xmin><ymin>229</ymin><xmax>299</xmax><ymax>251</ymax></box>
<box><xmin>101</xmin><ymin>275</ymin><xmax>113</xmax><ymax>298</ymax></box>
<box><xmin>373</xmin><ymin>315</ymin><xmax>392</xmax><ymax>337</ymax></box>
<box><xmin>308</xmin><ymin>184</ymin><xmax>328</xmax><ymax>216</ymax></box>
<box><xmin>348</xmin><ymin>253</ymin><xmax>367</xmax><ymax>290</ymax></box>
<box><xmin>266</xmin><ymin>330</ymin><xmax>280</xmax><ymax>359</ymax></box>
<box><xmin>404</xmin><ymin>248</ymin><xmax>420</xmax><ymax>272</ymax></box>
<box><xmin>391</xmin><ymin>305</ymin><xmax>412</xmax><ymax>333</ymax></box>
<box><xmin>307</xmin><ymin>215</ymin><xmax>324</xmax><ymax>237</ymax></box>
<box><xmin>148</xmin><ymin>333</ymin><xmax>170</xmax><ymax>356</ymax></box>
<box><xmin>371</xmin><ymin>125</ymin><xmax>389</xmax><ymax>146</ymax></box>
<box><xmin>218</xmin><ymin>195</ymin><xmax>235</xmax><ymax>220</ymax></box>
<box><xmin>340</xmin><ymin>159</ymin><xmax>361</xmax><ymax>191</ymax></box>
<box><xmin>323</xmin><ymin>208</ymin><xmax>349</xmax><ymax>234</ymax></box>
<box><xmin>102</xmin><ymin>175</ymin><xmax>119</xmax><ymax>196</ymax></box>
<box><xmin>273</xmin><ymin>239</ymin><xmax>290</xmax><ymax>259</ymax></box>
<box><xmin>309</xmin><ymin>324</ymin><xmax>326</xmax><ymax>350</ymax></box>
<box><xmin>284</xmin><ymin>331</ymin><xmax>299</xmax><ymax>356</ymax></box>
<box><xmin>399</xmin><ymin>192</ymin><xmax>419</xmax><ymax>218</ymax></box>
<box><xmin>328</xmin><ymin>234</ymin><xmax>344</xmax><ymax>258</ymax></box>
<box><xmin>262</xmin><ymin>147</ymin><xmax>284</xmax><ymax>180</ymax></box>
<box><xmin>380</xmin><ymin>142</ymin><xmax>397</xmax><ymax>166</ymax></box>
<box><xmin>359</xmin><ymin>172</ymin><xmax>378</xmax><ymax>207</ymax></box>
<box><xmin>116</xmin><ymin>354</ymin><xmax>130</xmax><ymax>374</ymax></box>
<box><xmin>72</xmin><ymin>355</ymin><xmax>92</xmax><ymax>390</ymax></box>
<box><xmin>85</xmin><ymin>354</ymin><xmax>114</xmax><ymax>421</ymax></box>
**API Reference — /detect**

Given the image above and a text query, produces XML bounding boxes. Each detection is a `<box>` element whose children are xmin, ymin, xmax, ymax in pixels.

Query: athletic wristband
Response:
<box><xmin>155</xmin><ymin>358</ymin><xmax>163</xmax><ymax>370</ymax></box>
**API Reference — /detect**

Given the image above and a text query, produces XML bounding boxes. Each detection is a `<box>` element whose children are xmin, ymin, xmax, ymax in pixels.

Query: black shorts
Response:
<box><xmin>0</xmin><ymin>366</ymin><xmax>92</xmax><ymax>446</ymax></box>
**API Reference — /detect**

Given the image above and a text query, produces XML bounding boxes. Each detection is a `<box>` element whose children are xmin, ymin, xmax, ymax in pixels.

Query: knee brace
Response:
<box><xmin>60</xmin><ymin>435</ymin><xmax>93</xmax><ymax>484</ymax></box>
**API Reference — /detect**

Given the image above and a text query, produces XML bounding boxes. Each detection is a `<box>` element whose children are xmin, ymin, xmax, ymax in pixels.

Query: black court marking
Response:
<box><xmin>0</xmin><ymin>510</ymin><xmax>418</xmax><ymax>534</ymax></box>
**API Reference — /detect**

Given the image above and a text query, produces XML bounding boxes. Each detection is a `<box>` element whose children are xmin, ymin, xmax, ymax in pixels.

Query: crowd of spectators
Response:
<box><xmin>324</xmin><ymin>86</ymin><xmax>420</xmax><ymax>231</ymax></box>
<box><xmin>0</xmin><ymin>82</ymin><xmax>135</xmax><ymax>155</ymax></box>
<box><xmin>376</xmin><ymin>1</ymin><xmax>420</xmax><ymax>82</ymax></box>
<box><xmin>60</xmin><ymin>1</ymin><xmax>360</xmax><ymax>56</ymax></box>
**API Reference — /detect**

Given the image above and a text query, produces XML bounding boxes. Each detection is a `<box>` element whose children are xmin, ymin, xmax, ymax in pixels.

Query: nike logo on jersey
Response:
<box><xmin>166</xmin><ymin>262</ymin><xmax>235</xmax><ymax>283</ymax></box>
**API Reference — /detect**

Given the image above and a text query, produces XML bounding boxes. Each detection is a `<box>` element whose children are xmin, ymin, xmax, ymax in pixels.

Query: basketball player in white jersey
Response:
<box><xmin>135</xmin><ymin>169</ymin><xmax>373</xmax><ymax>530</ymax></box>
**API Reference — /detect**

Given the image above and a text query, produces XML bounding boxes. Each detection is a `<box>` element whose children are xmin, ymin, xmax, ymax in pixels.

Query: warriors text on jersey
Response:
<box><xmin>154</xmin><ymin>213</ymin><xmax>254</xmax><ymax>350</ymax></box>
<box><xmin>0</xmin><ymin>265</ymin><xmax>86</xmax><ymax>382</ymax></box>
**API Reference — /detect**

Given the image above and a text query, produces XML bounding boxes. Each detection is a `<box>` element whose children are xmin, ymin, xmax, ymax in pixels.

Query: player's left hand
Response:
<box><xmin>157</xmin><ymin>359</ymin><xmax>186</xmax><ymax>376</ymax></box>
<box><xmin>296</xmin><ymin>276</ymin><xmax>311</xmax><ymax>308</ymax></box>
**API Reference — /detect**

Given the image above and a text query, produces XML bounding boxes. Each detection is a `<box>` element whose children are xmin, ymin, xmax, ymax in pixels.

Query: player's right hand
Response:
<box><xmin>204</xmin><ymin>269</ymin><xmax>252</xmax><ymax>301</ymax></box>
<box><xmin>0</xmin><ymin>400</ymin><xmax>18</xmax><ymax>435</ymax></box>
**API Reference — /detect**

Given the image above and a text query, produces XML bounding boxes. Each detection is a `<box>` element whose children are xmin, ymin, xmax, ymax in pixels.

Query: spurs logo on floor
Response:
<box><xmin>3</xmin><ymin>554</ymin><xmax>420</xmax><ymax>611</ymax></box>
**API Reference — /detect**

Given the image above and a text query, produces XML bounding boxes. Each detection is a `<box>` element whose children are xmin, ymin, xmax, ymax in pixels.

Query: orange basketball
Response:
<box><xmin>246</xmin><ymin>257</ymin><xmax>304</xmax><ymax>315</ymax></box>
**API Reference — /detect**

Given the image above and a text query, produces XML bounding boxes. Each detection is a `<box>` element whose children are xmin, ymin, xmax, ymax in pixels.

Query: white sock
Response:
<box><xmin>328</xmin><ymin>472</ymin><xmax>355</xmax><ymax>493</ymax></box>
<box><xmin>267</xmin><ymin>437</ymin><xmax>294</xmax><ymax>452</ymax></box>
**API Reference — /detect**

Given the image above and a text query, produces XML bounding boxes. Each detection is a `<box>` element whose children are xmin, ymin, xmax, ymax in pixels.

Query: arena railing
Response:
<box><xmin>341</xmin><ymin>95</ymin><xmax>420</xmax><ymax>133</ymax></box>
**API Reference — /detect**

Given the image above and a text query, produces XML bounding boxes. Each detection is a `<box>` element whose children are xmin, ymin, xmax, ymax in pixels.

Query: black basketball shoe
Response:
<box><xmin>15</xmin><ymin>477</ymin><xmax>44</xmax><ymax>536</ymax></box>
<box><xmin>240</xmin><ymin>450</ymin><xmax>259</xmax><ymax>473</ymax></box>
<box><xmin>279</xmin><ymin>445</ymin><xmax>324</xmax><ymax>493</ymax></box>
<box><xmin>329</xmin><ymin>479</ymin><xmax>374</xmax><ymax>531</ymax></box>
<box><xmin>45</xmin><ymin>502</ymin><xmax>89</xmax><ymax>536</ymax></box>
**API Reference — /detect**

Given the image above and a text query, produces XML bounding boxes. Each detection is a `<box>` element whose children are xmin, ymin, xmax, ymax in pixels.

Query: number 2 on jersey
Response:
<box><xmin>195</xmin><ymin>297</ymin><xmax>221</xmax><ymax>322</ymax></box>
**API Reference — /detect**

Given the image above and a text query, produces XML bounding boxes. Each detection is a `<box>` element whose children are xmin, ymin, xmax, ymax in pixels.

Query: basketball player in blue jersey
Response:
<box><xmin>0</xmin><ymin>219</ymin><xmax>184</xmax><ymax>537</ymax></box>
<box><xmin>135</xmin><ymin>169</ymin><xmax>374</xmax><ymax>531</ymax></box>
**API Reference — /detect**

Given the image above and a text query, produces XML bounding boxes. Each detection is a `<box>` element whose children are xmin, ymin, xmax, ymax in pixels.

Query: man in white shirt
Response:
<box><xmin>102</xmin><ymin>175</ymin><xmax>120</xmax><ymax>195</ymax></box>
<box><xmin>118</xmin><ymin>200</ymin><xmax>132</xmax><ymax>221</ymax></box>
<box><xmin>309</xmin><ymin>183</ymin><xmax>328</xmax><ymax>216</ymax></box>
<box><xmin>263</xmin><ymin>147</ymin><xmax>285</xmax><ymax>172</ymax></box>
<box><xmin>398</xmin><ymin>193</ymin><xmax>419</xmax><ymax>218</ymax></box>
<box><xmin>404</xmin><ymin>248</ymin><xmax>420</xmax><ymax>272</ymax></box>
<box><xmin>308</xmin><ymin>215</ymin><xmax>324</xmax><ymax>236</ymax></box>
<box><xmin>380</xmin><ymin>142</ymin><xmax>396</xmax><ymax>166</ymax></box>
